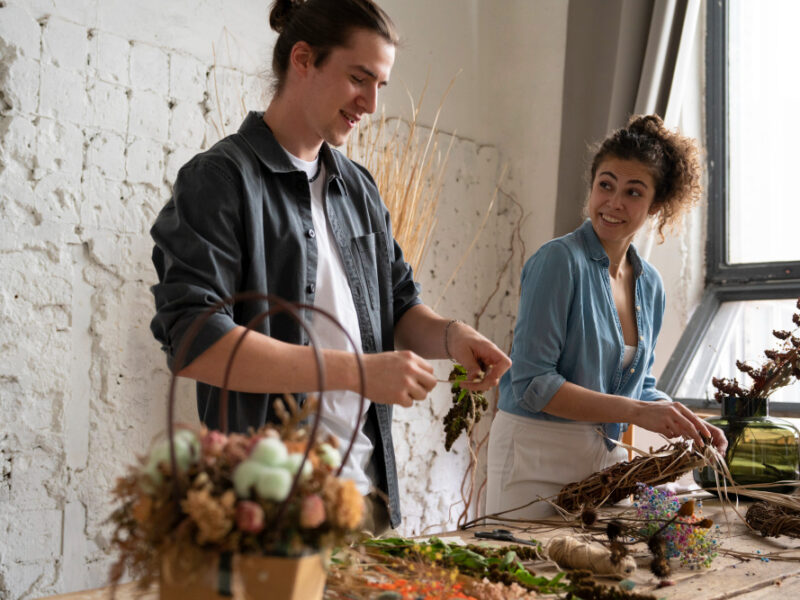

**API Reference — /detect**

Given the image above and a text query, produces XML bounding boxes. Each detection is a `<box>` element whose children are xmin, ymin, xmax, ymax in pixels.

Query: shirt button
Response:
<box><xmin>307</xmin><ymin>228</ymin><xmax>316</xmax><ymax>238</ymax></box>
<box><xmin>306</xmin><ymin>283</ymin><xmax>316</xmax><ymax>294</ymax></box>
<box><xmin>639</xmin><ymin>335</ymin><xmax>644</xmax><ymax>341</ymax></box>
<box><xmin>636</xmin><ymin>305</ymin><xmax>641</xmax><ymax>311</ymax></box>
<box><xmin>630</xmin><ymin>368</ymin><xmax>635</xmax><ymax>374</ymax></box>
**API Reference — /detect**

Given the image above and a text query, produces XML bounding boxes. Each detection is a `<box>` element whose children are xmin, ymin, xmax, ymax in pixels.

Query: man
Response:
<box><xmin>150</xmin><ymin>0</ymin><xmax>510</xmax><ymax>532</ymax></box>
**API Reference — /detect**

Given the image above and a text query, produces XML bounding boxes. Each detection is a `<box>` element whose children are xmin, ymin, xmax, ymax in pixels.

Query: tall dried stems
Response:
<box><xmin>345</xmin><ymin>76</ymin><xmax>458</xmax><ymax>273</ymax></box>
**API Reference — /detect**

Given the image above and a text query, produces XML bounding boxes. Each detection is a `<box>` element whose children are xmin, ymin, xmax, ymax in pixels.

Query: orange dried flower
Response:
<box><xmin>181</xmin><ymin>488</ymin><xmax>235</xmax><ymax>544</ymax></box>
<box><xmin>131</xmin><ymin>495</ymin><xmax>152</xmax><ymax>525</ymax></box>
<box><xmin>329</xmin><ymin>480</ymin><xmax>364</xmax><ymax>530</ymax></box>
<box><xmin>284</xmin><ymin>440</ymin><xmax>308</xmax><ymax>454</ymax></box>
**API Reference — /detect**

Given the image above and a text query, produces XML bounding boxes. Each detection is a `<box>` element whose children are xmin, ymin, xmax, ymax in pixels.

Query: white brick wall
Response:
<box><xmin>0</xmin><ymin>1</ymin><xmax>516</xmax><ymax>597</ymax></box>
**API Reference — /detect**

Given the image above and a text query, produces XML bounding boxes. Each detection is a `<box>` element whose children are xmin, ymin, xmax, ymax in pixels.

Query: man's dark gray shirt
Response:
<box><xmin>150</xmin><ymin>111</ymin><xmax>421</xmax><ymax>526</ymax></box>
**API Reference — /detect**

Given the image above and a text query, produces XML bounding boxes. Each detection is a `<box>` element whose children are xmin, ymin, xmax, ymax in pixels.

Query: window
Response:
<box><xmin>659</xmin><ymin>0</ymin><xmax>800</xmax><ymax>414</ymax></box>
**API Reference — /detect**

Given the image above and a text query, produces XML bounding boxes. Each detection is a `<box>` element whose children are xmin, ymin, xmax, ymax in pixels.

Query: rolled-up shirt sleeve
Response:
<box><xmin>511</xmin><ymin>242</ymin><xmax>575</xmax><ymax>414</ymax></box>
<box><xmin>150</xmin><ymin>158</ymin><xmax>243</xmax><ymax>370</ymax></box>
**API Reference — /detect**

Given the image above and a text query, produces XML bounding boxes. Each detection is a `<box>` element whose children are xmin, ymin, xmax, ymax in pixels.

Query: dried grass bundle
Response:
<box><xmin>345</xmin><ymin>77</ymin><xmax>458</xmax><ymax>273</ymax></box>
<box><xmin>556</xmin><ymin>441</ymin><xmax>705</xmax><ymax>512</ymax></box>
<box><xmin>746</xmin><ymin>500</ymin><xmax>800</xmax><ymax>538</ymax></box>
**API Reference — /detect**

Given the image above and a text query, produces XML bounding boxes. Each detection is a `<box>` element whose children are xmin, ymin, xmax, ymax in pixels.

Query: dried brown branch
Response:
<box><xmin>713</xmin><ymin>299</ymin><xmax>800</xmax><ymax>401</ymax></box>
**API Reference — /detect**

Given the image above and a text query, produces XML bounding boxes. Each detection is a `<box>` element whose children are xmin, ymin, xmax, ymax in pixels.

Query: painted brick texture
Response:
<box><xmin>0</xmin><ymin>1</ymin><xmax>516</xmax><ymax>597</ymax></box>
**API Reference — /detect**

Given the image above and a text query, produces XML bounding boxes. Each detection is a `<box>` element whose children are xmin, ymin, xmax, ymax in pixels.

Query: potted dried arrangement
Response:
<box><xmin>108</xmin><ymin>295</ymin><xmax>366</xmax><ymax>599</ymax></box>
<box><xmin>695</xmin><ymin>299</ymin><xmax>800</xmax><ymax>493</ymax></box>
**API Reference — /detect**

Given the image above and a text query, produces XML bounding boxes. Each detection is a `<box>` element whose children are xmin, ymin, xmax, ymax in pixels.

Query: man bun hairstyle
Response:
<box><xmin>590</xmin><ymin>114</ymin><xmax>703</xmax><ymax>241</ymax></box>
<box><xmin>268</xmin><ymin>0</ymin><xmax>399</xmax><ymax>94</ymax></box>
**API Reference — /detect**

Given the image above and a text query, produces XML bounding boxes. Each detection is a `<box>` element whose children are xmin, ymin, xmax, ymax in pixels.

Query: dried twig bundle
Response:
<box><xmin>556</xmin><ymin>441</ymin><xmax>704</xmax><ymax>512</ymax></box>
<box><xmin>746</xmin><ymin>500</ymin><xmax>800</xmax><ymax>538</ymax></box>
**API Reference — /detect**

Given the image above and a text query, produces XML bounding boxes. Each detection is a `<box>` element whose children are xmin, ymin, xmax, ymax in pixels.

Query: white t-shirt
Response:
<box><xmin>622</xmin><ymin>344</ymin><xmax>637</xmax><ymax>370</ymax></box>
<box><xmin>284</xmin><ymin>150</ymin><xmax>374</xmax><ymax>495</ymax></box>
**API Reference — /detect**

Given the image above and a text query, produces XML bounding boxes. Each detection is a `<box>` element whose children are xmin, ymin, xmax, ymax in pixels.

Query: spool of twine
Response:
<box><xmin>547</xmin><ymin>536</ymin><xmax>636</xmax><ymax>577</ymax></box>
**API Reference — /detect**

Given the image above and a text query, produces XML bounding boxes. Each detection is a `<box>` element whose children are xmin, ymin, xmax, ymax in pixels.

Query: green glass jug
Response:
<box><xmin>694</xmin><ymin>397</ymin><xmax>800</xmax><ymax>494</ymax></box>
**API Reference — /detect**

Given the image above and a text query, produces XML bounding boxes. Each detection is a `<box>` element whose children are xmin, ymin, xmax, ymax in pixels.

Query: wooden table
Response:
<box><xmin>461</xmin><ymin>499</ymin><xmax>800</xmax><ymax>599</ymax></box>
<box><xmin>41</xmin><ymin>498</ymin><xmax>800</xmax><ymax>599</ymax></box>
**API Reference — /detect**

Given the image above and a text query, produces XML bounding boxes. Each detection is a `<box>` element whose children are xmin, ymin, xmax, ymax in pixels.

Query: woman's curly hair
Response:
<box><xmin>589</xmin><ymin>114</ymin><xmax>703</xmax><ymax>242</ymax></box>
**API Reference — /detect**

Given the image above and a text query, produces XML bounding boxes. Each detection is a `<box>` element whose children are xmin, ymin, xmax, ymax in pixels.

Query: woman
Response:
<box><xmin>486</xmin><ymin>115</ymin><xmax>726</xmax><ymax>519</ymax></box>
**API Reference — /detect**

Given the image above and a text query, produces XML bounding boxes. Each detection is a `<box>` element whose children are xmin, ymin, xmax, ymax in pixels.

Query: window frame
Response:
<box><xmin>658</xmin><ymin>0</ymin><xmax>800</xmax><ymax>416</ymax></box>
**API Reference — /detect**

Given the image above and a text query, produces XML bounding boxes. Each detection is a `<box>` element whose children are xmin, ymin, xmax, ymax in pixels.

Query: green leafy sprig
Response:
<box><xmin>442</xmin><ymin>364</ymin><xmax>489</xmax><ymax>451</ymax></box>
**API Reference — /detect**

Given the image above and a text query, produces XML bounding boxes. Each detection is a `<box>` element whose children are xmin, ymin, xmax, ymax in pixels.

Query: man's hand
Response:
<box><xmin>446</xmin><ymin>321</ymin><xmax>511</xmax><ymax>392</ymax></box>
<box><xmin>359</xmin><ymin>350</ymin><xmax>437</xmax><ymax>407</ymax></box>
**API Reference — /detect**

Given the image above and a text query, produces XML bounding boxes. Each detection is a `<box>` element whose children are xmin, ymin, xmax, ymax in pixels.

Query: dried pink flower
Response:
<box><xmin>235</xmin><ymin>500</ymin><xmax>265</xmax><ymax>534</ymax></box>
<box><xmin>202</xmin><ymin>430</ymin><xmax>228</xmax><ymax>458</ymax></box>
<box><xmin>300</xmin><ymin>494</ymin><xmax>326</xmax><ymax>529</ymax></box>
<box><xmin>245</xmin><ymin>434</ymin><xmax>265</xmax><ymax>455</ymax></box>
<box><xmin>224</xmin><ymin>433</ymin><xmax>251</xmax><ymax>464</ymax></box>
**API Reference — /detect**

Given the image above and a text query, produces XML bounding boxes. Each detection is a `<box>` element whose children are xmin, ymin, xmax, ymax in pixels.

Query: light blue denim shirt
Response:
<box><xmin>498</xmin><ymin>219</ymin><xmax>669</xmax><ymax>450</ymax></box>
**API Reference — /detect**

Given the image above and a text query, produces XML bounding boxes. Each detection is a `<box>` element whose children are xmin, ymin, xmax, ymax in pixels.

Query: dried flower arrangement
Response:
<box><xmin>443</xmin><ymin>363</ymin><xmax>489</xmax><ymax>452</ymax></box>
<box><xmin>108</xmin><ymin>395</ymin><xmax>365</xmax><ymax>591</ymax></box>
<box><xmin>631</xmin><ymin>485</ymin><xmax>719</xmax><ymax>572</ymax></box>
<box><xmin>711</xmin><ymin>298</ymin><xmax>800</xmax><ymax>402</ymax></box>
<box><xmin>108</xmin><ymin>295</ymin><xmax>369</xmax><ymax>596</ymax></box>
<box><xmin>556</xmin><ymin>441</ymin><xmax>706</xmax><ymax>513</ymax></box>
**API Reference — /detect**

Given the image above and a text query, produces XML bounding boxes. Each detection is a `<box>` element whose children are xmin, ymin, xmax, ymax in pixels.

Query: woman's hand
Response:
<box><xmin>631</xmin><ymin>400</ymin><xmax>728</xmax><ymax>452</ymax></box>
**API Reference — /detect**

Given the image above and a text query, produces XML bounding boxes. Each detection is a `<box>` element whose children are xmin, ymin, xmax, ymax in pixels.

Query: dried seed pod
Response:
<box><xmin>647</xmin><ymin>534</ymin><xmax>666</xmax><ymax>557</ymax></box>
<box><xmin>650</xmin><ymin>555</ymin><xmax>671</xmax><ymax>578</ymax></box>
<box><xmin>580</xmin><ymin>508</ymin><xmax>598</xmax><ymax>526</ymax></box>
<box><xmin>677</xmin><ymin>499</ymin><xmax>695</xmax><ymax>517</ymax></box>
<box><xmin>606</xmin><ymin>520</ymin><xmax>622</xmax><ymax>541</ymax></box>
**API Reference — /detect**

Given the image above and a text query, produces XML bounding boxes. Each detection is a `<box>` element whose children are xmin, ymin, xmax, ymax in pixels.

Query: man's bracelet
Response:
<box><xmin>444</xmin><ymin>319</ymin><xmax>463</xmax><ymax>361</ymax></box>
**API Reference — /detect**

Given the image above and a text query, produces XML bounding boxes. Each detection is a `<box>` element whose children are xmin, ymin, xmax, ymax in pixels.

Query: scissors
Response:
<box><xmin>473</xmin><ymin>528</ymin><xmax>539</xmax><ymax>547</ymax></box>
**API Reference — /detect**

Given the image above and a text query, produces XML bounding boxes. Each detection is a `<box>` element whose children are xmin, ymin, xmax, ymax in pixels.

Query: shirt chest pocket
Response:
<box><xmin>351</xmin><ymin>232</ymin><xmax>388</xmax><ymax>310</ymax></box>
